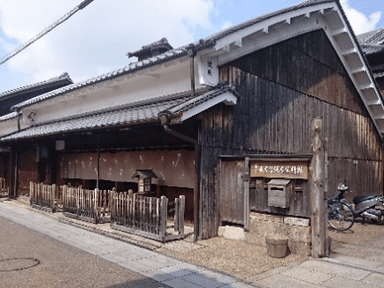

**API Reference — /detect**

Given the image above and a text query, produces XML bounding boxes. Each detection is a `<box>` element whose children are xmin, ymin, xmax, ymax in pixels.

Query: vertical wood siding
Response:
<box><xmin>198</xmin><ymin>30</ymin><xmax>383</xmax><ymax>239</ymax></box>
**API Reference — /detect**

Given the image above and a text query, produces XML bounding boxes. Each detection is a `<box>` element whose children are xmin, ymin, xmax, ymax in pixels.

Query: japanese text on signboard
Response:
<box><xmin>250</xmin><ymin>161</ymin><xmax>308</xmax><ymax>179</ymax></box>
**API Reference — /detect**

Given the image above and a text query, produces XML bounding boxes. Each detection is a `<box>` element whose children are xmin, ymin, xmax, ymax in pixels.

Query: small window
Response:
<box><xmin>144</xmin><ymin>178</ymin><xmax>151</xmax><ymax>192</ymax></box>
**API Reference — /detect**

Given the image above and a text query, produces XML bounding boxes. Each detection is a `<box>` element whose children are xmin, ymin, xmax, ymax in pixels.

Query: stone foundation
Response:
<box><xmin>219</xmin><ymin>212</ymin><xmax>311</xmax><ymax>256</ymax></box>
<box><xmin>246</xmin><ymin>212</ymin><xmax>311</xmax><ymax>256</ymax></box>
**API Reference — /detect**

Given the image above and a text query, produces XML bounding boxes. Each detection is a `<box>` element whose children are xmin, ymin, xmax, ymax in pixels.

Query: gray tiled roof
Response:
<box><xmin>374</xmin><ymin>71</ymin><xmax>384</xmax><ymax>78</ymax></box>
<box><xmin>204</xmin><ymin>0</ymin><xmax>334</xmax><ymax>42</ymax></box>
<box><xmin>360</xmin><ymin>44</ymin><xmax>384</xmax><ymax>55</ymax></box>
<box><xmin>10</xmin><ymin>0</ymin><xmax>333</xmax><ymax>112</ymax></box>
<box><xmin>0</xmin><ymin>112</ymin><xmax>18</xmax><ymax>122</ymax></box>
<box><xmin>160</xmin><ymin>83</ymin><xmax>239</xmax><ymax>117</ymax></box>
<box><xmin>127</xmin><ymin>38</ymin><xmax>173</xmax><ymax>58</ymax></box>
<box><xmin>11</xmin><ymin>40</ymin><xmax>214</xmax><ymax>111</ymax></box>
<box><xmin>0</xmin><ymin>73</ymin><xmax>72</xmax><ymax>100</ymax></box>
<box><xmin>357</xmin><ymin>28</ymin><xmax>384</xmax><ymax>55</ymax></box>
<box><xmin>2</xmin><ymin>84</ymin><xmax>235</xmax><ymax>141</ymax></box>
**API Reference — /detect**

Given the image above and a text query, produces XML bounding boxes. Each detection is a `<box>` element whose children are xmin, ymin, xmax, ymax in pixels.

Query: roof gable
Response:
<box><xmin>197</xmin><ymin>0</ymin><xmax>384</xmax><ymax>138</ymax></box>
<box><xmin>6</xmin><ymin>0</ymin><xmax>384</xmax><ymax>138</ymax></box>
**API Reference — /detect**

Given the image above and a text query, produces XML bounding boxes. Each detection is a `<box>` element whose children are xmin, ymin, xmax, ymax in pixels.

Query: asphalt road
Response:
<box><xmin>0</xmin><ymin>216</ymin><xmax>168</xmax><ymax>288</ymax></box>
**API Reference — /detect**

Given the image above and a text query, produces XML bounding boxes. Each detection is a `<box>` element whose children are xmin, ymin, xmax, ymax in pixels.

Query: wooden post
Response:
<box><xmin>94</xmin><ymin>188</ymin><xmax>99</xmax><ymax>223</ymax></box>
<box><xmin>174</xmin><ymin>197</ymin><xmax>179</xmax><ymax>232</ymax></box>
<box><xmin>244</xmin><ymin>157</ymin><xmax>250</xmax><ymax>231</ymax></box>
<box><xmin>310</xmin><ymin>118</ymin><xmax>328</xmax><ymax>258</ymax></box>
<box><xmin>51</xmin><ymin>184</ymin><xmax>56</xmax><ymax>211</ymax></box>
<box><xmin>194</xmin><ymin>144</ymin><xmax>200</xmax><ymax>242</ymax></box>
<box><xmin>179</xmin><ymin>195</ymin><xmax>185</xmax><ymax>237</ymax></box>
<box><xmin>159</xmin><ymin>195</ymin><xmax>167</xmax><ymax>242</ymax></box>
<box><xmin>29</xmin><ymin>181</ymin><xmax>34</xmax><ymax>205</ymax></box>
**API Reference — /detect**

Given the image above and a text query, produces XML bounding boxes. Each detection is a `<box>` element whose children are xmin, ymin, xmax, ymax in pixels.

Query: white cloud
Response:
<box><xmin>0</xmin><ymin>0</ymin><xmax>215</xmax><ymax>84</ymax></box>
<box><xmin>340</xmin><ymin>0</ymin><xmax>382</xmax><ymax>35</ymax></box>
<box><xmin>221</xmin><ymin>21</ymin><xmax>233</xmax><ymax>30</ymax></box>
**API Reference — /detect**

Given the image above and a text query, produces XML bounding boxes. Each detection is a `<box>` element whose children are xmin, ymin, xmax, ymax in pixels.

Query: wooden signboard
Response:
<box><xmin>250</xmin><ymin>161</ymin><xmax>308</xmax><ymax>180</ymax></box>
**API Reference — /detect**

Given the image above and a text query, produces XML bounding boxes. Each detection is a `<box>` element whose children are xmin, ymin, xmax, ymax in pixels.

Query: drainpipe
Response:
<box><xmin>187</xmin><ymin>44</ymin><xmax>196</xmax><ymax>97</ymax></box>
<box><xmin>96</xmin><ymin>134</ymin><xmax>100</xmax><ymax>189</ymax></box>
<box><xmin>16</xmin><ymin>109</ymin><xmax>21</xmax><ymax>131</ymax></box>
<box><xmin>160</xmin><ymin>116</ymin><xmax>200</xmax><ymax>242</ymax></box>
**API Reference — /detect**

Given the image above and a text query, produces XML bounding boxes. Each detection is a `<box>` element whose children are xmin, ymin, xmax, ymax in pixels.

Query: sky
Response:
<box><xmin>0</xmin><ymin>0</ymin><xmax>383</xmax><ymax>93</ymax></box>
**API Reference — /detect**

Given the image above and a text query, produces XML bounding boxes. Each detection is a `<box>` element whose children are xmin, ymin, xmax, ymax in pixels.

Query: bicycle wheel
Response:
<box><xmin>328</xmin><ymin>202</ymin><xmax>354</xmax><ymax>231</ymax></box>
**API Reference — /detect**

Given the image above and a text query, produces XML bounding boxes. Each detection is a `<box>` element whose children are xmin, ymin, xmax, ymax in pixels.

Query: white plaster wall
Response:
<box><xmin>20</xmin><ymin>58</ymin><xmax>204</xmax><ymax>129</ymax></box>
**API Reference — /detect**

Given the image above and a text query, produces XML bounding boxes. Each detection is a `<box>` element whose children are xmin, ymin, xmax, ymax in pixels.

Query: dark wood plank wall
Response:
<box><xmin>198</xmin><ymin>30</ymin><xmax>383</xmax><ymax>239</ymax></box>
<box><xmin>18</xmin><ymin>145</ymin><xmax>38</xmax><ymax>195</ymax></box>
<box><xmin>0</xmin><ymin>153</ymin><xmax>6</xmax><ymax>178</ymax></box>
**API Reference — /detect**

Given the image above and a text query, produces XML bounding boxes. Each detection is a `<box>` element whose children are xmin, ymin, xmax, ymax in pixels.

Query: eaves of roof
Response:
<box><xmin>0</xmin><ymin>112</ymin><xmax>18</xmax><ymax>122</ymax></box>
<box><xmin>360</xmin><ymin>28</ymin><xmax>384</xmax><ymax>46</ymax></box>
<box><xmin>203</xmin><ymin>0</ymin><xmax>334</xmax><ymax>43</ymax></box>
<box><xmin>357</xmin><ymin>28</ymin><xmax>383</xmax><ymax>44</ymax></box>
<box><xmin>0</xmin><ymin>73</ymin><xmax>73</xmax><ymax>101</ymax></box>
<box><xmin>2</xmin><ymin>84</ymin><xmax>236</xmax><ymax>142</ymax></box>
<box><xmin>374</xmin><ymin>71</ymin><xmax>384</xmax><ymax>79</ymax></box>
<box><xmin>160</xmin><ymin>83</ymin><xmax>239</xmax><ymax>117</ymax></box>
<box><xmin>360</xmin><ymin>44</ymin><xmax>384</xmax><ymax>55</ymax></box>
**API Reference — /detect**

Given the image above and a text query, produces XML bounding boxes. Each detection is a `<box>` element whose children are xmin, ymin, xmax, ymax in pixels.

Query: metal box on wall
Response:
<box><xmin>267</xmin><ymin>179</ymin><xmax>292</xmax><ymax>208</ymax></box>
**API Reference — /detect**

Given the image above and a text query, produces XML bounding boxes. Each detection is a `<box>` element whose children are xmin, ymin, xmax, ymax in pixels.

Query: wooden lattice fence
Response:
<box><xmin>110</xmin><ymin>191</ymin><xmax>185</xmax><ymax>242</ymax></box>
<box><xmin>62</xmin><ymin>186</ymin><xmax>111</xmax><ymax>224</ymax></box>
<box><xmin>30</xmin><ymin>182</ymin><xmax>60</xmax><ymax>212</ymax></box>
<box><xmin>0</xmin><ymin>178</ymin><xmax>8</xmax><ymax>198</ymax></box>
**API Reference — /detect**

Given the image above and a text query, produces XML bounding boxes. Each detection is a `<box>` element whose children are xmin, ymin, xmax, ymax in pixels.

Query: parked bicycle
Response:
<box><xmin>327</xmin><ymin>183</ymin><xmax>355</xmax><ymax>231</ymax></box>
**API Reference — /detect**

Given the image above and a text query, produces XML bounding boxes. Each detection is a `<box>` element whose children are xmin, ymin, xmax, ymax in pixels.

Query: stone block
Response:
<box><xmin>284</xmin><ymin>217</ymin><xmax>310</xmax><ymax>227</ymax></box>
<box><xmin>250</xmin><ymin>212</ymin><xmax>284</xmax><ymax>223</ymax></box>
<box><xmin>223</xmin><ymin>226</ymin><xmax>246</xmax><ymax>240</ymax></box>
<box><xmin>288</xmin><ymin>226</ymin><xmax>311</xmax><ymax>243</ymax></box>
<box><xmin>218</xmin><ymin>226</ymin><xmax>225</xmax><ymax>237</ymax></box>
<box><xmin>247</xmin><ymin>212</ymin><xmax>311</xmax><ymax>256</ymax></box>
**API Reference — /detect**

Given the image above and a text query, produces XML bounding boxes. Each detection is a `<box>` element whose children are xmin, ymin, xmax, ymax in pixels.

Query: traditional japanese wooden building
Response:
<box><xmin>1</xmin><ymin>0</ymin><xmax>383</xmax><ymax>253</ymax></box>
<box><xmin>0</xmin><ymin>73</ymin><xmax>73</xmax><ymax>192</ymax></box>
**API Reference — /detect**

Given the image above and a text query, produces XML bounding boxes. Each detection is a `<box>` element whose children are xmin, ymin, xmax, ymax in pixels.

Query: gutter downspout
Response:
<box><xmin>160</xmin><ymin>44</ymin><xmax>201</xmax><ymax>242</ymax></box>
<box><xmin>96</xmin><ymin>134</ymin><xmax>100</xmax><ymax>189</ymax></box>
<box><xmin>160</xmin><ymin>116</ymin><xmax>201</xmax><ymax>242</ymax></box>
<box><xmin>188</xmin><ymin>44</ymin><xmax>196</xmax><ymax>97</ymax></box>
<box><xmin>16</xmin><ymin>109</ymin><xmax>21</xmax><ymax>131</ymax></box>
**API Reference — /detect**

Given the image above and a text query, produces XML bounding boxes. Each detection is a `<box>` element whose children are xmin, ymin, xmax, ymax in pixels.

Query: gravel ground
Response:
<box><xmin>157</xmin><ymin>235</ymin><xmax>304</xmax><ymax>281</ymax></box>
<box><xmin>329</xmin><ymin>219</ymin><xmax>384</xmax><ymax>246</ymax></box>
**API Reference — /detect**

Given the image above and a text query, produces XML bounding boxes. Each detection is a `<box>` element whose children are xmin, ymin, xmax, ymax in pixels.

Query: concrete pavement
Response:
<box><xmin>0</xmin><ymin>216</ymin><xmax>170</xmax><ymax>288</ymax></box>
<box><xmin>0</xmin><ymin>201</ymin><xmax>255</xmax><ymax>288</ymax></box>
<box><xmin>247</xmin><ymin>233</ymin><xmax>384</xmax><ymax>287</ymax></box>
<box><xmin>2</xmin><ymin>200</ymin><xmax>384</xmax><ymax>287</ymax></box>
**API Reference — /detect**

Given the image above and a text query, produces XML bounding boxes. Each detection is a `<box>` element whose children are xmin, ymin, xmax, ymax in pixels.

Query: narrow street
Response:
<box><xmin>4</xmin><ymin>199</ymin><xmax>384</xmax><ymax>287</ymax></box>
<box><xmin>0</xmin><ymin>214</ymin><xmax>170</xmax><ymax>288</ymax></box>
<box><xmin>0</xmin><ymin>201</ymin><xmax>254</xmax><ymax>288</ymax></box>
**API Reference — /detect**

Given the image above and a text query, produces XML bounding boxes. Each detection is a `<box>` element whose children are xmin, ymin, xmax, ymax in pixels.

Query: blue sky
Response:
<box><xmin>0</xmin><ymin>0</ymin><xmax>383</xmax><ymax>93</ymax></box>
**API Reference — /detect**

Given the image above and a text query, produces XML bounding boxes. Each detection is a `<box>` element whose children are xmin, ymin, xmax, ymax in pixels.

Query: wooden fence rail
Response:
<box><xmin>0</xmin><ymin>178</ymin><xmax>8</xmax><ymax>198</ymax></box>
<box><xmin>62</xmin><ymin>186</ymin><xmax>111</xmax><ymax>224</ymax></box>
<box><xmin>30</xmin><ymin>182</ymin><xmax>58</xmax><ymax>212</ymax></box>
<box><xmin>110</xmin><ymin>191</ymin><xmax>185</xmax><ymax>242</ymax></box>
